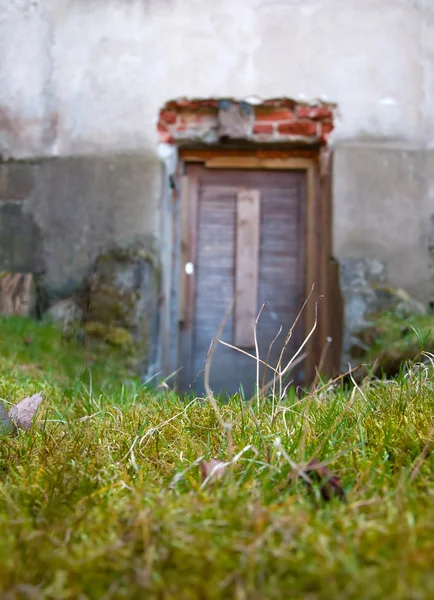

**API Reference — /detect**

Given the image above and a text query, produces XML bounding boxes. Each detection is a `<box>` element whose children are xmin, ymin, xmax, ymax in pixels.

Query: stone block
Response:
<box><xmin>0</xmin><ymin>202</ymin><xmax>44</xmax><ymax>273</ymax></box>
<box><xmin>87</xmin><ymin>244</ymin><xmax>160</xmax><ymax>377</ymax></box>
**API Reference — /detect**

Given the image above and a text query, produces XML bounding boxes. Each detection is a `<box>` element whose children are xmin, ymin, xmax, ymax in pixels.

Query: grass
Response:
<box><xmin>354</xmin><ymin>311</ymin><xmax>434</xmax><ymax>377</ymax></box>
<box><xmin>0</xmin><ymin>317</ymin><xmax>434</xmax><ymax>599</ymax></box>
<box><xmin>0</xmin><ymin>315</ymin><xmax>139</xmax><ymax>390</ymax></box>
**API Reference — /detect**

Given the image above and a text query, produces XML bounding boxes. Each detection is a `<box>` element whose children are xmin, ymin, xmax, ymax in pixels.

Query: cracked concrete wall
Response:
<box><xmin>1</xmin><ymin>0</ymin><xmax>434</xmax><ymax>303</ymax></box>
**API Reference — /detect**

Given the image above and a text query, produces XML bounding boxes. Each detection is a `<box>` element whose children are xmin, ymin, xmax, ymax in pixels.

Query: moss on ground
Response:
<box><xmin>84</xmin><ymin>320</ymin><xmax>133</xmax><ymax>349</ymax></box>
<box><xmin>0</xmin><ymin>315</ymin><xmax>138</xmax><ymax>390</ymax></box>
<box><xmin>0</xmin><ymin>316</ymin><xmax>434</xmax><ymax>599</ymax></box>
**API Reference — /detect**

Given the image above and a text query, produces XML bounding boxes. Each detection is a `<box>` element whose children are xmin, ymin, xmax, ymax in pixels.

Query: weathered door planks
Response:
<box><xmin>176</xmin><ymin>149</ymin><xmax>342</xmax><ymax>393</ymax></box>
<box><xmin>234</xmin><ymin>189</ymin><xmax>261</xmax><ymax>348</ymax></box>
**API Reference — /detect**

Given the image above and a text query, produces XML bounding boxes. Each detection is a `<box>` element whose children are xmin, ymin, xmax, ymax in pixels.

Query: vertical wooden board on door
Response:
<box><xmin>234</xmin><ymin>189</ymin><xmax>261</xmax><ymax>348</ymax></box>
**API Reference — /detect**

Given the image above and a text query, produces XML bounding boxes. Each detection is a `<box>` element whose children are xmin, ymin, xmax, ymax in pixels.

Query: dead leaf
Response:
<box><xmin>0</xmin><ymin>401</ymin><xmax>15</xmax><ymax>435</ymax></box>
<box><xmin>8</xmin><ymin>393</ymin><xmax>44</xmax><ymax>431</ymax></box>
<box><xmin>303</xmin><ymin>458</ymin><xmax>346</xmax><ymax>502</ymax></box>
<box><xmin>200</xmin><ymin>459</ymin><xmax>228</xmax><ymax>486</ymax></box>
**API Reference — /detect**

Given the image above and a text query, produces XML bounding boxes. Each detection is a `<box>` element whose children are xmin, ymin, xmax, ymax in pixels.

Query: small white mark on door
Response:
<box><xmin>185</xmin><ymin>262</ymin><xmax>194</xmax><ymax>275</ymax></box>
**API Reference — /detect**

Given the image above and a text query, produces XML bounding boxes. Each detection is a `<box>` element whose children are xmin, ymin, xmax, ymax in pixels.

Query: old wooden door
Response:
<box><xmin>180</xmin><ymin>164</ymin><xmax>307</xmax><ymax>397</ymax></box>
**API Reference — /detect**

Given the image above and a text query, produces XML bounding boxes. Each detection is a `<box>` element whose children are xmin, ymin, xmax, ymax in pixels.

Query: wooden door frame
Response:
<box><xmin>174</xmin><ymin>146</ymin><xmax>335</xmax><ymax>389</ymax></box>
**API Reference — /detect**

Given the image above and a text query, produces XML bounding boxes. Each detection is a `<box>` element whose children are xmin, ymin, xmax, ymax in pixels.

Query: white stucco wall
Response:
<box><xmin>1</xmin><ymin>0</ymin><xmax>433</xmax><ymax>158</ymax></box>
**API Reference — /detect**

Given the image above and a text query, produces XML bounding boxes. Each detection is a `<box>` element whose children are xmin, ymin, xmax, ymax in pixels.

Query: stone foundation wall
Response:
<box><xmin>0</xmin><ymin>155</ymin><xmax>161</xmax><ymax>297</ymax></box>
<box><xmin>0</xmin><ymin>163</ymin><xmax>44</xmax><ymax>274</ymax></box>
<box><xmin>0</xmin><ymin>155</ymin><xmax>163</xmax><ymax>378</ymax></box>
<box><xmin>339</xmin><ymin>258</ymin><xmax>389</xmax><ymax>368</ymax></box>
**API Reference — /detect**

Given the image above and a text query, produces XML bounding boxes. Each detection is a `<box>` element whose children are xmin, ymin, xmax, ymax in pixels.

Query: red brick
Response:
<box><xmin>317</xmin><ymin>107</ymin><xmax>333</xmax><ymax>120</ymax></box>
<box><xmin>255</xmin><ymin>108</ymin><xmax>294</xmax><ymax>122</ymax></box>
<box><xmin>176</xmin><ymin>99</ymin><xmax>204</xmax><ymax>110</ymax></box>
<box><xmin>262</xmin><ymin>99</ymin><xmax>283</xmax><ymax>108</ymax></box>
<box><xmin>319</xmin><ymin>121</ymin><xmax>334</xmax><ymax>144</ymax></box>
<box><xmin>253</xmin><ymin>123</ymin><xmax>274</xmax><ymax>135</ymax></box>
<box><xmin>179</xmin><ymin>111</ymin><xmax>217</xmax><ymax>125</ymax></box>
<box><xmin>162</xmin><ymin>99</ymin><xmax>196</xmax><ymax>111</ymax></box>
<box><xmin>197</xmin><ymin>99</ymin><xmax>219</xmax><ymax>108</ymax></box>
<box><xmin>172</xmin><ymin>114</ymin><xmax>217</xmax><ymax>139</ymax></box>
<box><xmin>159</xmin><ymin>110</ymin><xmax>177</xmax><ymax>125</ymax></box>
<box><xmin>157</xmin><ymin>123</ymin><xmax>173</xmax><ymax>143</ymax></box>
<box><xmin>296</xmin><ymin>105</ymin><xmax>333</xmax><ymax>121</ymax></box>
<box><xmin>295</xmin><ymin>105</ymin><xmax>312</xmax><ymax>119</ymax></box>
<box><xmin>277</xmin><ymin>121</ymin><xmax>317</xmax><ymax>137</ymax></box>
<box><xmin>262</xmin><ymin>98</ymin><xmax>296</xmax><ymax>110</ymax></box>
<box><xmin>281</xmin><ymin>98</ymin><xmax>297</xmax><ymax>110</ymax></box>
<box><xmin>321</xmin><ymin>121</ymin><xmax>334</xmax><ymax>135</ymax></box>
<box><xmin>175</xmin><ymin>100</ymin><xmax>194</xmax><ymax>109</ymax></box>
<box><xmin>162</xmin><ymin>101</ymin><xmax>178</xmax><ymax>110</ymax></box>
